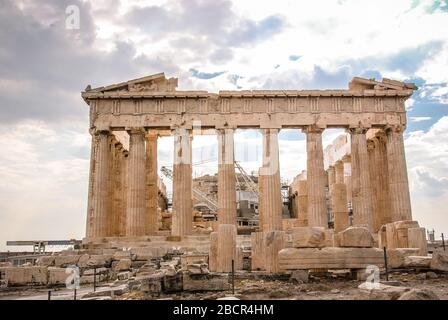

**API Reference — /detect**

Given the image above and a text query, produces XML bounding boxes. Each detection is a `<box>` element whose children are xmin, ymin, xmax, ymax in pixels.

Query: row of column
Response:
<box><xmin>86</xmin><ymin>128</ymin><xmax>160</xmax><ymax>238</ymax></box>
<box><xmin>86</xmin><ymin>124</ymin><xmax>412</xmax><ymax>238</ymax></box>
<box><xmin>324</xmin><ymin>126</ymin><xmax>412</xmax><ymax>232</ymax></box>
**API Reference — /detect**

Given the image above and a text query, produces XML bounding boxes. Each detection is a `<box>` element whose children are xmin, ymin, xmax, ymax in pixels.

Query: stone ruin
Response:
<box><xmin>1</xmin><ymin>73</ymin><xmax>447</xmax><ymax>299</ymax></box>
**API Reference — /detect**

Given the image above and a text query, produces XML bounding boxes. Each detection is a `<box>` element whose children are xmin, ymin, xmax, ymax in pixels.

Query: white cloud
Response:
<box><xmin>405</xmin><ymin>116</ymin><xmax>448</xmax><ymax>233</ymax></box>
<box><xmin>410</xmin><ymin>116</ymin><xmax>432</xmax><ymax>122</ymax></box>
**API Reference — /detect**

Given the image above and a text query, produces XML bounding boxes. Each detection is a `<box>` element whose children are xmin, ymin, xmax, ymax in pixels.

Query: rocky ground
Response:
<box><xmin>3</xmin><ymin>269</ymin><xmax>446</xmax><ymax>300</ymax></box>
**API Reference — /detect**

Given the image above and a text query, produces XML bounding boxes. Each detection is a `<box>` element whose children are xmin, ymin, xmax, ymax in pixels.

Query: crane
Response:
<box><xmin>160</xmin><ymin>166</ymin><xmax>219</xmax><ymax>213</ymax></box>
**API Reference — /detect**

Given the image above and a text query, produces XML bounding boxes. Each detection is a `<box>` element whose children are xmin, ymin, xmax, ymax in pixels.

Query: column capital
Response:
<box><xmin>89</xmin><ymin>128</ymin><xmax>110</xmax><ymax>136</ymax></box>
<box><xmin>216</xmin><ymin>128</ymin><xmax>235</xmax><ymax>135</ymax></box>
<box><xmin>126</xmin><ymin>127</ymin><xmax>145</xmax><ymax>135</ymax></box>
<box><xmin>385</xmin><ymin>124</ymin><xmax>406</xmax><ymax>134</ymax></box>
<box><xmin>145</xmin><ymin>129</ymin><xmax>159</xmax><ymax>139</ymax></box>
<box><xmin>347</xmin><ymin>126</ymin><xmax>370</xmax><ymax>135</ymax></box>
<box><xmin>302</xmin><ymin>124</ymin><xmax>324</xmax><ymax>134</ymax></box>
<box><xmin>260</xmin><ymin>128</ymin><xmax>280</xmax><ymax>135</ymax></box>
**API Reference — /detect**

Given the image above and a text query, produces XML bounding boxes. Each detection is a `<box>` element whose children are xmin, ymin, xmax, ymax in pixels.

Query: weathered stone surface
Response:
<box><xmin>83</xmin><ymin>267</ymin><xmax>109</xmax><ymax>276</ymax></box>
<box><xmin>77</xmin><ymin>254</ymin><xmax>90</xmax><ymax>267</ymax></box>
<box><xmin>250</xmin><ymin>231</ymin><xmax>264</xmax><ymax>271</ymax></box>
<box><xmin>181</xmin><ymin>254</ymin><xmax>208</xmax><ymax>269</ymax></box>
<box><xmin>209</xmin><ymin>232</ymin><xmax>218</xmax><ymax>272</ymax></box>
<box><xmin>82</xmin><ymin>284</ymin><xmax>129</xmax><ymax>299</ymax></box>
<box><xmin>398</xmin><ymin>289</ymin><xmax>439</xmax><ymax>300</ymax></box>
<box><xmin>264</xmin><ymin>230</ymin><xmax>285</xmax><ymax>273</ymax></box>
<box><xmin>54</xmin><ymin>255</ymin><xmax>81</xmax><ymax>267</ymax></box>
<box><xmin>282</xmin><ymin>219</ymin><xmax>301</xmax><ymax>231</ymax></box>
<box><xmin>358</xmin><ymin>282</ymin><xmax>410</xmax><ymax>300</ymax></box>
<box><xmin>113</xmin><ymin>250</ymin><xmax>133</xmax><ymax>261</ymax></box>
<box><xmin>430</xmin><ymin>251</ymin><xmax>448</xmax><ymax>272</ymax></box>
<box><xmin>186</xmin><ymin>263</ymin><xmax>209</xmax><ymax>275</ymax></box>
<box><xmin>3</xmin><ymin>267</ymin><xmax>48</xmax><ymax>286</ymax></box>
<box><xmin>183</xmin><ymin>274</ymin><xmax>230</xmax><ymax>292</ymax></box>
<box><xmin>138</xmin><ymin>271</ymin><xmax>164</xmax><ymax>294</ymax></box>
<box><xmin>403</xmin><ymin>256</ymin><xmax>431</xmax><ymax>268</ymax></box>
<box><xmin>37</xmin><ymin>256</ymin><xmax>55</xmax><ymax>267</ymax></box>
<box><xmin>290</xmin><ymin>270</ymin><xmax>309</xmax><ymax>284</ymax></box>
<box><xmin>279</xmin><ymin>247</ymin><xmax>384</xmax><ymax>270</ymax></box>
<box><xmin>114</xmin><ymin>259</ymin><xmax>132</xmax><ymax>272</ymax></box>
<box><xmin>377</xmin><ymin>225</ymin><xmax>387</xmax><ymax>249</ymax></box>
<box><xmin>216</xmin><ymin>224</ymin><xmax>237</xmax><ymax>272</ymax></box>
<box><xmin>86</xmin><ymin>254</ymin><xmax>113</xmax><ymax>267</ymax></box>
<box><xmin>130</xmin><ymin>247</ymin><xmax>167</xmax><ymax>260</ymax></box>
<box><xmin>337</xmin><ymin>226</ymin><xmax>373</xmax><ymax>248</ymax></box>
<box><xmin>291</xmin><ymin>227</ymin><xmax>326</xmax><ymax>248</ymax></box>
<box><xmin>394</xmin><ymin>220</ymin><xmax>420</xmax><ymax>248</ymax></box>
<box><xmin>163</xmin><ymin>273</ymin><xmax>183</xmax><ymax>292</ymax></box>
<box><xmin>407</xmin><ymin>227</ymin><xmax>427</xmax><ymax>256</ymax></box>
<box><xmin>117</xmin><ymin>271</ymin><xmax>132</xmax><ymax>280</ymax></box>
<box><xmin>386</xmin><ymin>248</ymin><xmax>421</xmax><ymax>269</ymax></box>
<box><xmin>48</xmin><ymin>267</ymin><xmax>69</xmax><ymax>286</ymax></box>
<box><xmin>324</xmin><ymin>229</ymin><xmax>335</xmax><ymax>247</ymax></box>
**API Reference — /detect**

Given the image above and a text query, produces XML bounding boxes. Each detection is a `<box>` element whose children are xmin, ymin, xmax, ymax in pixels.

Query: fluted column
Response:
<box><xmin>386</xmin><ymin>125</ymin><xmax>412</xmax><ymax>221</ymax></box>
<box><xmin>367</xmin><ymin>139</ymin><xmax>381</xmax><ymax>232</ymax></box>
<box><xmin>304</xmin><ymin>126</ymin><xmax>328</xmax><ymax>228</ymax></box>
<box><xmin>172</xmin><ymin>128</ymin><xmax>193</xmax><ymax>237</ymax></box>
<box><xmin>376</xmin><ymin>132</ymin><xmax>392</xmax><ymax>225</ymax></box>
<box><xmin>327</xmin><ymin>166</ymin><xmax>335</xmax><ymax>190</ymax></box>
<box><xmin>259</xmin><ymin>129</ymin><xmax>282</xmax><ymax>231</ymax></box>
<box><xmin>297</xmin><ymin>179</ymin><xmax>308</xmax><ymax>226</ymax></box>
<box><xmin>126</xmin><ymin>128</ymin><xmax>146</xmax><ymax>236</ymax></box>
<box><xmin>86</xmin><ymin>130</ymin><xmax>111</xmax><ymax>238</ymax></box>
<box><xmin>119</xmin><ymin>150</ymin><xmax>128</xmax><ymax>236</ymax></box>
<box><xmin>342</xmin><ymin>155</ymin><xmax>352</xmax><ymax>203</ymax></box>
<box><xmin>145</xmin><ymin>131</ymin><xmax>159</xmax><ymax>234</ymax></box>
<box><xmin>335</xmin><ymin>160</ymin><xmax>344</xmax><ymax>184</ymax></box>
<box><xmin>217</xmin><ymin>129</ymin><xmax>237</xmax><ymax>225</ymax></box>
<box><xmin>110</xmin><ymin>139</ymin><xmax>124</xmax><ymax>237</ymax></box>
<box><xmin>333</xmin><ymin>161</ymin><xmax>348</xmax><ymax>232</ymax></box>
<box><xmin>349</xmin><ymin>127</ymin><xmax>374</xmax><ymax>231</ymax></box>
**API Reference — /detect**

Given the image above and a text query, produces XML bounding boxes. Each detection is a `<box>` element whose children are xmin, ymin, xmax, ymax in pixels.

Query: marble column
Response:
<box><xmin>172</xmin><ymin>128</ymin><xmax>193</xmax><ymax>237</ymax></box>
<box><xmin>327</xmin><ymin>166</ymin><xmax>335</xmax><ymax>190</ymax></box>
<box><xmin>216</xmin><ymin>224</ymin><xmax>237</xmax><ymax>272</ymax></box>
<box><xmin>259</xmin><ymin>129</ymin><xmax>282</xmax><ymax>232</ymax></box>
<box><xmin>376</xmin><ymin>132</ymin><xmax>392</xmax><ymax>225</ymax></box>
<box><xmin>386</xmin><ymin>125</ymin><xmax>412</xmax><ymax>221</ymax></box>
<box><xmin>334</xmin><ymin>160</ymin><xmax>344</xmax><ymax>184</ymax></box>
<box><xmin>126</xmin><ymin>128</ymin><xmax>146</xmax><ymax>236</ymax></box>
<box><xmin>368</xmin><ymin>134</ymin><xmax>391</xmax><ymax>232</ymax></box>
<box><xmin>349</xmin><ymin>127</ymin><xmax>374</xmax><ymax>231</ymax></box>
<box><xmin>304</xmin><ymin>126</ymin><xmax>328</xmax><ymax>228</ymax></box>
<box><xmin>86</xmin><ymin>130</ymin><xmax>111</xmax><ymax>238</ymax></box>
<box><xmin>217</xmin><ymin>129</ymin><xmax>237</xmax><ymax>226</ymax></box>
<box><xmin>110</xmin><ymin>139</ymin><xmax>124</xmax><ymax>237</ymax></box>
<box><xmin>342</xmin><ymin>155</ymin><xmax>352</xmax><ymax>203</ymax></box>
<box><xmin>297</xmin><ymin>180</ymin><xmax>308</xmax><ymax>226</ymax></box>
<box><xmin>119</xmin><ymin>150</ymin><xmax>128</xmax><ymax>236</ymax></box>
<box><xmin>367</xmin><ymin>139</ymin><xmax>381</xmax><ymax>232</ymax></box>
<box><xmin>145</xmin><ymin>131</ymin><xmax>159</xmax><ymax>234</ymax></box>
<box><xmin>333</xmin><ymin>160</ymin><xmax>348</xmax><ymax>232</ymax></box>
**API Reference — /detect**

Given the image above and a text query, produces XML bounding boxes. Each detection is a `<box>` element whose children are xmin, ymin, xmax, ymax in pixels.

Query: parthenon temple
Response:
<box><xmin>80</xmin><ymin>72</ymin><xmax>428</xmax><ymax>273</ymax></box>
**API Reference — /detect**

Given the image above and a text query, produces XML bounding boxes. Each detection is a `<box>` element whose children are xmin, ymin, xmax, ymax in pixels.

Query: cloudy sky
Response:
<box><xmin>1</xmin><ymin>0</ymin><xmax>447</xmax><ymax>251</ymax></box>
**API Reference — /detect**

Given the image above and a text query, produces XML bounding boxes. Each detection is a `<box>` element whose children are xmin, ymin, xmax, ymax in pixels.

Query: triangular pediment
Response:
<box><xmin>85</xmin><ymin>73</ymin><xmax>178</xmax><ymax>93</ymax></box>
<box><xmin>349</xmin><ymin>77</ymin><xmax>417</xmax><ymax>91</ymax></box>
